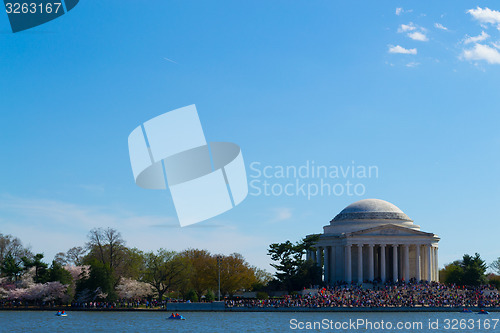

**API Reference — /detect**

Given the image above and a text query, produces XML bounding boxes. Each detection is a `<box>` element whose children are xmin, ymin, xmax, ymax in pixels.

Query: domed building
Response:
<box><xmin>307</xmin><ymin>199</ymin><xmax>440</xmax><ymax>284</ymax></box>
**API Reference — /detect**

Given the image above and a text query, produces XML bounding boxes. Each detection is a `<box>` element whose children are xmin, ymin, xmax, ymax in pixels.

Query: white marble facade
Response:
<box><xmin>306</xmin><ymin>199</ymin><xmax>440</xmax><ymax>284</ymax></box>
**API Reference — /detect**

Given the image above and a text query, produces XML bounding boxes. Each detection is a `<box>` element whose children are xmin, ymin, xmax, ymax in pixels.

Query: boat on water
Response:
<box><xmin>461</xmin><ymin>308</ymin><xmax>472</xmax><ymax>313</ymax></box>
<box><xmin>477</xmin><ymin>310</ymin><xmax>489</xmax><ymax>315</ymax></box>
<box><xmin>55</xmin><ymin>311</ymin><xmax>68</xmax><ymax>317</ymax></box>
<box><xmin>167</xmin><ymin>313</ymin><xmax>186</xmax><ymax>320</ymax></box>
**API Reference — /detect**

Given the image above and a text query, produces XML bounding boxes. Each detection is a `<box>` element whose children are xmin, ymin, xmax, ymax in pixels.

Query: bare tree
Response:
<box><xmin>53</xmin><ymin>252</ymin><xmax>68</xmax><ymax>265</ymax></box>
<box><xmin>0</xmin><ymin>233</ymin><xmax>32</xmax><ymax>263</ymax></box>
<box><xmin>86</xmin><ymin>228</ymin><xmax>125</xmax><ymax>270</ymax></box>
<box><xmin>491</xmin><ymin>257</ymin><xmax>500</xmax><ymax>275</ymax></box>
<box><xmin>66</xmin><ymin>246</ymin><xmax>86</xmax><ymax>266</ymax></box>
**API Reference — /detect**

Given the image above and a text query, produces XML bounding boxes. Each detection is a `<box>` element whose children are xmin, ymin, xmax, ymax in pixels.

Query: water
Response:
<box><xmin>0</xmin><ymin>311</ymin><xmax>498</xmax><ymax>332</ymax></box>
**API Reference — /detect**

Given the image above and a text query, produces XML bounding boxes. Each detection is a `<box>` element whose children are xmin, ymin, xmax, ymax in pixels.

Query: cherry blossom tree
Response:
<box><xmin>116</xmin><ymin>278</ymin><xmax>153</xmax><ymax>300</ymax></box>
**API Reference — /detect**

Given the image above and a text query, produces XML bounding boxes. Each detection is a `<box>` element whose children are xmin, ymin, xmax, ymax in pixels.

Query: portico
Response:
<box><xmin>306</xmin><ymin>199</ymin><xmax>440</xmax><ymax>284</ymax></box>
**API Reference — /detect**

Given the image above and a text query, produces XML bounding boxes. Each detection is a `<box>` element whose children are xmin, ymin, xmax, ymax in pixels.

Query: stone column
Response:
<box><xmin>324</xmin><ymin>246</ymin><xmax>330</xmax><ymax>284</ymax></box>
<box><xmin>316</xmin><ymin>247</ymin><xmax>322</xmax><ymax>267</ymax></box>
<box><xmin>434</xmin><ymin>247</ymin><xmax>439</xmax><ymax>282</ymax></box>
<box><xmin>330</xmin><ymin>246</ymin><xmax>336</xmax><ymax>283</ymax></box>
<box><xmin>380</xmin><ymin>244</ymin><xmax>386</xmax><ymax>282</ymax></box>
<box><xmin>392</xmin><ymin>244</ymin><xmax>398</xmax><ymax>282</ymax></box>
<box><xmin>368</xmin><ymin>244</ymin><xmax>374</xmax><ymax>282</ymax></box>
<box><xmin>430</xmin><ymin>247</ymin><xmax>434</xmax><ymax>281</ymax></box>
<box><xmin>306</xmin><ymin>250</ymin><xmax>311</xmax><ymax>261</ymax></box>
<box><xmin>426</xmin><ymin>245</ymin><xmax>432</xmax><ymax>281</ymax></box>
<box><xmin>415</xmin><ymin>245</ymin><xmax>421</xmax><ymax>282</ymax></box>
<box><xmin>345</xmin><ymin>244</ymin><xmax>352</xmax><ymax>283</ymax></box>
<box><xmin>357</xmin><ymin>244</ymin><xmax>363</xmax><ymax>283</ymax></box>
<box><xmin>404</xmin><ymin>245</ymin><xmax>410</xmax><ymax>282</ymax></box>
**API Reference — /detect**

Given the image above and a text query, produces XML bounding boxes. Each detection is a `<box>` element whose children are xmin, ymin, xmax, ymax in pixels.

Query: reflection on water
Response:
<box><xmin>0</xmin><ymin>310</ymin><xmax>498</xmax><ymax>332</ymax></box>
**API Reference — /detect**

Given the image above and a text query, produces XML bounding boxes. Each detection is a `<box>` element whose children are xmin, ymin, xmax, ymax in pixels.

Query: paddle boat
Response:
<box><xmin>477</xmin><ymin>309</ymin><xmax>489</xmax><ymax>315</ymax></box>
<box><xmin>167</xmin><ymin>313</ymin><xmax>186</xmax><ymax>320</ymax></box>
<box><xmin>461</xmin><ymin>308</ymin><xmax>472</xmax><ymax>313</ymax></box>
<box><xmin>55</xmin><ymin>311</ymin><xmax>68</xmax><ymax>317</ymax></box>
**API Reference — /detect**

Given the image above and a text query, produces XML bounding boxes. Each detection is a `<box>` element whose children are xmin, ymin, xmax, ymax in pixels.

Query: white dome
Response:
<box><xmin>332</xmin><ymin>199</ymin><xmax>411</xmax><ymax>222</ymax></box>
<box><xmin>324</xmin><ymin>199</ymin><xmax>419</xmax><ymax>234</ymax></box>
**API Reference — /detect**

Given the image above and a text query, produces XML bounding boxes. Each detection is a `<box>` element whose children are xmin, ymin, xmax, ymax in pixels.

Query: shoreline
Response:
<box><xmin>0</xmin><ymin>306</ymin><xmax>498</xmax><ymax>313</ymax></box>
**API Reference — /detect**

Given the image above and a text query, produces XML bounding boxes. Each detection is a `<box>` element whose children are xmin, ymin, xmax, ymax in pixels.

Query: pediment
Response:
<box><xmin>344</xmin><ymin>224</ymin><xmax>434</xmax><ymax>237</ymax></box>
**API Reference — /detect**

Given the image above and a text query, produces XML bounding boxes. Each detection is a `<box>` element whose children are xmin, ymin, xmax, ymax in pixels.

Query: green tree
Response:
<box><xmin>85</xmin><ymin>228</ymin><xmax>125</xmax><ymax>271</ymax></box>
<box><xmin>268</xmin><ymin>234</ymin><xmax>321</xmax><ymax>291</ymax></box>
<box><xmin>0</xmin><ymin>233</ymin><xmax>32</xmax><ymax>280</ymax></box>
<box><xmin>180</xmin><ymin>249</ymin><xmax>213</xmax><ymax>300</ymax></box>
<box><xmin>77</xmin><ymin>258</ymin><xmax>116</xmax><ymax>301</ymax></box>
<box><xmin>440</xmin><ymin>261</ymin><xmax>463</xmax><ymax>285</ymax></box>
<box><xmin>1</xmin><ymin>254</ymin><xmax>23</xmax><ymax>281</ymax></box>
<box><xmin>48</xmin><ymin>261</ymin><xmax>73</xmax><ymax>285</ymax></box>
<box><xmin>215</xmin><ymin>253</ymin><xmax>258</xmax><ymax>297</ymax></box>
<box><xmin>205</xmin><ymin>289</ymin><xmax>215</xmax><ymax>302</ymax></box>
<box><xmin>461</xmin><ymin>253</ymin><xmax>487</xmax><ymax>286</ymax></box>
<box><xmin>185</xmin><ymin>289</ymin><xmax>198</xmax><ymax>302</ymax></box>
<box><xmin>22</xmin><ymin>253</ymin><xmax>49</xmax><ymax>283</ymax></box>
<box><xmin>441</xmin><ymin>254</ymin><xmax>487</xmax><ymax>286</ymax></box>
<box><xmin>141</xmin><ymin>249</ymin><xmax>187</xmax><ymax>301</ymax></box>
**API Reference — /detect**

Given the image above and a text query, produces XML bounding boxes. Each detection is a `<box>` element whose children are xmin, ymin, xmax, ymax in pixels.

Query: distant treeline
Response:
<box><xmin>0</xmin><ymin>228</ymin><xmax>272</xmax><ymax>305</ymax></box>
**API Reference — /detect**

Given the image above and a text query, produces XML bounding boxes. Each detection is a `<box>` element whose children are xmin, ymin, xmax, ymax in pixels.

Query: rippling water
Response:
<box><xmin>0</xmin><ymin>310</ymin><xmax>498</xmax><ymax>332</ymax></box>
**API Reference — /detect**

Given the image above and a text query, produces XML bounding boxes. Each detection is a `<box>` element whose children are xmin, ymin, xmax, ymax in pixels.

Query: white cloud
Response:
<box><xmin>388</xmin><ymin>45</ymin><xmax>417</xmax><ymax>55</ymax></box>
<box><xmin>398</xmin><ymin>23</ymin><xmax>416</xmax><ymax>33</ymax></box>
<box><xmin>270</xmin><ymin>207</ymin><xmax>292</xmax><ymax>222</ymax></box>
<box><xmin>434</xmin><ymin>23</ymin><xmax>448</xmax><ymax>31</ymax></box>
<box><xmin>462</xmin><ymin>43</ymin><xmax>500</xmax><ymax>64</ymax></box>
<box><xmin>467</xmin><ymin>7</ymin><xmax>500</xmax><ymax>29</ymax></box>
<box><xmin>408</xmin><ymin>31</ymin><xmax>429</xmax><ymax>41</ymax></box>
<box><xmin>464</xmin><ymin>31</ymin><xmax>490</xmax><ymax>44</ymax></box>
<box><xmin>395</xmin><ymin>8</ymin><xmax>413</xmax><ymax>16</ymax></box>
<box><xmin>406</xmin><ymin>62</ymin><xmax>420</xmax><ymax>67</ymax></box>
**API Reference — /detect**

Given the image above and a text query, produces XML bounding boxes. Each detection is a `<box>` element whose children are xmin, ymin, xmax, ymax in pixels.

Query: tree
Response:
<box><xmin>141</xmin><ymin>249</ymin><xmax>187</xmax><ymax>301</ymax></box>
<box><xmin>0</xmin><ymin>233</ymin><xmax>32</xmax><ymax>280</ymax></box>
<box><xmin>216</xmin><ymin>253</ymin><xmax>258</xmax><ymax>297</ymax></box>
<box><xmin>441</xmin><ymin>253</ymin><xmax>487</xmax><ymax>286</ymax></box>
<box><xmin>48</xmin><ymin>261</ymin><xmax>73</xmax><ymax>285</ymax></box>
<box><xmin>461</xmin><ymin>253</ymin><xmax>487</xmax><ymax>286</ymax></box>
<box><xmin>1</xmin><ymin>254</ymin><xmax>23</xmax><ymax>281</ymax></box>
<box><xmin>22</xmin><ymin>253</ymin><xmax>48</xmax><ymax>283</ymax></box>
<box><xmin>490</xmin><ymin>257</ymin><xmax>500</xmax><ymax>275</ymax></box>
<box><xmin>268</xmin><ymin>234</ymin><xmax>321</xmax><ymax>291</ymax></box>
<box><xmin>76</xmin><ymin>258</ymin><xmax>116</xmax><ymax>301</ymax></box>
<box><xmin>66</xmin><ymin>246</ymin><xmax>86</xmax><ymax>266</ymax></box>
<box><xmin>0</xmin><ymin>233</ymin><xmax>32</xmax><ymax>264</ymax></box>
<box><xmin>84</xmin><ymin>228</ymin><xmax>134</xmax><ymax>293</ymax></box>
<box><xmin>116</xmin><ymin>278</ymin><xmax>153</xmax><ymax>300</ymax></box>
<box><xmin>86</xmin><ymin>228</ymin><xmax>125</xmax><ymax>271</ymax></box>
<box><xmin>180</xmin><ymin>249</ymin><xmax>213</xmax><ymax>300</ymax></box>
<box><xmin>440</xmin><ymin>261</ymin><xmax>463</xmax><ymax>285</ymax></box>
<box><xmin>53</xmin><ymin>252</ymin><xmax>68</xmax><ymax>266</ymax></box>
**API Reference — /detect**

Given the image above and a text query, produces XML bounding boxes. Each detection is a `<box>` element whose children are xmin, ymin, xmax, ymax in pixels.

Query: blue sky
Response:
<box><xmin>1</xmin><ymin>1</ymin><xmax>500</xmax><ymax>272</ymax></box>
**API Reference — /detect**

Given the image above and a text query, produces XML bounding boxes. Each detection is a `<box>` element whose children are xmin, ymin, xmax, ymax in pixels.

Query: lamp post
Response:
<box><xmin>217</xmin><ymin>255</ymin><xmax>222</xmax><ymax>301</ymax></box>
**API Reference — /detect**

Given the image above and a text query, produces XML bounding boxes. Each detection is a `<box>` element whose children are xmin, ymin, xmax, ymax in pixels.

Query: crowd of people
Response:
<box><xmin>226</xmin><ymin>281</ymin><xmax>500</xmax><ymax>308</ymax></box>
<box><xmin>2</xmin><ymin>281</ymin><xmax>499</xmax><ymax>309</ymax></box>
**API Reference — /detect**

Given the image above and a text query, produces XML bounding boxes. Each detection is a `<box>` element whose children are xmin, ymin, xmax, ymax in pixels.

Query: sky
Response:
<box><xmin>1</xmin><ymin>1</ymin><xmax>500</xmax><ymax>273</ymax></box>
